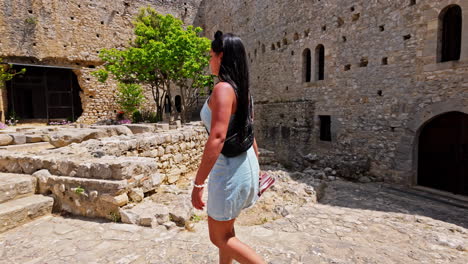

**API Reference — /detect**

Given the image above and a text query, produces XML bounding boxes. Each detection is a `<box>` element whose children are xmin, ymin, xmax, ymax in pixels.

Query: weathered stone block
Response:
<box><xmin>49</xmin><ymin>129</ymin><xmax>108</xmax><ymax>147</ymax></box>
<box><xmin>168</xmin><ymin>197</ymin><xmax>193</xmax><ymax>227</ymax></box>
<box><xmin>120</xmin><ymin>208</ymin><xmax>140</xmax><ymax>225</ymax></box>
<box><xmin>0</xmin><ymin>195</ymin><xmax>53</xmax><ymax>233</ymax></box>
<box><xmin>90</xmin><ymin>125</ymin><xmax>133</xmax><ymax>136</ymax></box>
<box><xmin>155</xmin><ymin>123</ymin><xmax>170</xmax><ymax>131</ymax></box>
<box><xmin>101</xmin><ymin>193</ymin><xmax>129</xmax><ymax>207</ymax></box>
<box><xmin>0</xmin><ymin>135</ymin><xmax>13</xmax><ymax>146</ymax></box>
<box><xmin>166</xmin><ymin>168</ymin><xmax>183</xmax><ymax>184</ymax></box>
<box><xmin>128</xmin><ymin>188</ymin><xmax>144</xmax><ymax>202</ymax></box>
<box><xmin>123</xmin><ymin>124</ymin><xmax>154</xmax><ymax>134</ymax></box>
<box><xmin>9</xmin><ymin>134</ymin><xmax>26</xmax><ymax>145</ymax></box>
<box><xmin>141</xmin><ymin>173</ymin><xmax>163</xmax><ymax>192</ymax></box>
<box><xmin>26</xmin><ymin>135</ymin><xmax>43</xmax><ymax>143</ymax></box>
<box><xmin>0</xmin><ymin>173</ymin><xmax>37</xmax><ymax>203</ymax></box>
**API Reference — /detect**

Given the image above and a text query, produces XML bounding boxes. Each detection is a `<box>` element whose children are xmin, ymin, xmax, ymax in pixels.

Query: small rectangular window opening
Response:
<box><xmin>319</xmin><ymin>115</ymin><xmax>332</xmax><ymax>141</ymax></box>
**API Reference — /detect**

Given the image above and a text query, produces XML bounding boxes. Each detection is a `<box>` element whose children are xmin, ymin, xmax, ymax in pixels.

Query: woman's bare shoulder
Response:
<box><xmin>213</xmin><ymin>82</ymin><xmax>234</xmax><ymax>93</ymax></box>
<box><xmin>212</xmin><ymin>82</ymin><xmax>236</xmax><ymax>99</ymax></box>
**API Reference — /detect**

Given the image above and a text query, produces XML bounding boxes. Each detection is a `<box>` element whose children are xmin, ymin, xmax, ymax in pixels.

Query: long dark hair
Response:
<box><xmin>211</xmin><ymin>31</ymin><xmax>250</xmax><ymax>134</ymax></box>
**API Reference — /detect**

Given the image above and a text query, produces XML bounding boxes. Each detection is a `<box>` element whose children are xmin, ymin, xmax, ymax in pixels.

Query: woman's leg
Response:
<box><xmin>219</xmin><ymin>226</ymin><xmax>235</xmax><ymax>264</ymax></box>
<box><xmin>208</xmin><ymin>216</ymin><xmax>265</xmax><ymax>264</ymax></box>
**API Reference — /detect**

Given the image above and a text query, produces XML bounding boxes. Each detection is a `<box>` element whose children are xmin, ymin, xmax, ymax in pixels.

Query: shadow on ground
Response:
<box><xmin>312</xmin><ymin>179</ymin><xmax>468</xmax><ymax>229</ymax></box>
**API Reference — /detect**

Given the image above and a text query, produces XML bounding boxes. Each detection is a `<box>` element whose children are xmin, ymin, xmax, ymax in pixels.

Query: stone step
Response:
<box><xmin>0</xmin><ymin>142</ymin><xmax>54</xmax><ymax>152</ymax></box>
<box><xmin>0</xmin><ymin>173</ymin><xmax>37</xmax><ymax>203</ymax></box>
<box><xmin>32</xmin><ymin>170</ymin><xmax>162</xmax><ymax>219</ymax></box>
<box><xmin>0</xmin><ymin>195</ymin><xmax>54</xmax><ymax>233</ymax></box>
<box><xmin>0</xmin><ymin>154</ymin><xmax>158</xmax><ymax>181</ymax></box>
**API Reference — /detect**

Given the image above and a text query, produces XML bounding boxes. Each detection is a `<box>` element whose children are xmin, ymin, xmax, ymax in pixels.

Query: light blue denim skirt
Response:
<box><xmin>207</xmin><ymin>146</ymin><xmax>259</xmax><ymax>221</ymax></box>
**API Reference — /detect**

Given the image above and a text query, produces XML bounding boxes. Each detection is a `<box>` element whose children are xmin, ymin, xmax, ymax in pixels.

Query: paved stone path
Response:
<box><xmin>1</xmin><ymin>180</ymin><xmax>467</xmax><ymax>264</ymax></box>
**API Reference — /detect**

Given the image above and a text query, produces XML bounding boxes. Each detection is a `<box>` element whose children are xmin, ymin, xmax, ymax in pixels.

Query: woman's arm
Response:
<box><xmin>253</xmin><ymin>138</ymin><xmax>259</xmax><ymax>159</ymax></box>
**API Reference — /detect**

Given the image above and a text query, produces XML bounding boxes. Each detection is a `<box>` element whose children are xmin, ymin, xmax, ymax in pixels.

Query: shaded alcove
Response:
<box><xmin>439</xmin><ymin>5</ymin><xmax>462</xmax><ymax>62</ymax></box>
<box><xmin>315</xmin><ymin>44</ymin><xmax>325</xmax><ymax>81</ymax></box>
<box><xmin>6</xmin><ymin>65</ymin><xmax>83</xmax><ymax>122</ymax></box>
<box><xmin>303</xmin><ymin>48</ymin><xmax>311</xmax><ymax>83</ymax></box>
<box><xmin>418</xmin><ymin>112</ymin><xmax>468</xmax><ymax>195</ymax></box>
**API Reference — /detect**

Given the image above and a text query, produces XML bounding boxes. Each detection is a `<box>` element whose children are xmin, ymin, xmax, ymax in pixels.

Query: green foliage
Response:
<box><xmin>141</xmin><ymin>110</ymin><xmax>160</xmax><ymax>123</ymax></box>
<box><xmin>24</xmin><ymin>17</ymin><xmax>37</xmax><ymax>25</ymax></box>
<box><xmin>132</xmin><ymin>109</ymin><xmax>160</xmax><ymax>123</ymax></box>
<box><xmin>74</xmin><ymin>186</ymin><xmax>85</xmax><ymax>195</ymax></box>
<box><xmin>190</xmin><ymin>214</ymin><xmax>202</xmax><ymax>223</ymax></box>
<box><xmin>0</xmin><ymin>59</ymin><xmax>26</xmax><ymax>85</ymax></box>
<box><xmin>116</xmin><ymin>83</ymin><xmax>145</xmax><ymax>116</ymax></box>
<box><xmin>132</xmin><ymin>110</ymin><xmax>143</xmax><ymax>123</ymax></box>
<box><xmin>91</xmin><ymin>69</ymin><xmax>109</xmax><ymax>83</ymax></box>
<box><xmin>109</xmin><ymin>211</ymin><xmax>121</xmax><ymax>223</ymax></box>
<box><xmin>94</xmin><ymin>7</ymin><xmax>212</xmax><ymax>121</ymax></box>
<box><xmin>195</xmin><ymin>74</ymin><xmax>215</xmax><ymax>97</ymax></box>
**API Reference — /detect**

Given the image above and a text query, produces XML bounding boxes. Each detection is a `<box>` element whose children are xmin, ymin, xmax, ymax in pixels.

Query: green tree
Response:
<box><xmin>116</xmin><ymin>83</ymin><xmax>145</xmax><ymax>118</ymax></box>
<box><xmin>93</xmin><ymin>7</ymin><xmax>212</xmax><ymax>122</ymax></box>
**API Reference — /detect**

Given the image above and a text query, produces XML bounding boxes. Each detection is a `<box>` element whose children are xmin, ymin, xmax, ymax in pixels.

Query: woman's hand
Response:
<box><xmin>191</xmin><ymin>187</ymin><xmax>206</xmax><ymax>210</ymax></box>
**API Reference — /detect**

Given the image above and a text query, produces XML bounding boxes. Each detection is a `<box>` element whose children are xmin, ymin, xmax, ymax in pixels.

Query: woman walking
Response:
<box><xmin>191</xmin><ymin>31</ymin><xmax>266</xmax><ymax>264</ymax></box>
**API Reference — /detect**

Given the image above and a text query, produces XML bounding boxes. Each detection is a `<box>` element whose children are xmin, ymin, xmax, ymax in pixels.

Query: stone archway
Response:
<box><xmin>392</xmin><ymin>98</ymin><xmax>468</xmax><ymax>186</ymax></box>
<box><xmin>417</xmin><ymin>112</ymin><xmax>468</xmax><ymax>195</ymax></box>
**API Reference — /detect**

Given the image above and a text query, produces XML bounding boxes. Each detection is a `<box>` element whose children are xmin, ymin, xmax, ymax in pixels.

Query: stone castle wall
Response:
<box><xmin>198</xmin><ymin>0</ymin><xmax>468</xmax><ymax>183</ymax></box>
<box><xmin>0</xmin><ymin>0</ymin><xmax>204</xmax><ymax>124</ymax></box>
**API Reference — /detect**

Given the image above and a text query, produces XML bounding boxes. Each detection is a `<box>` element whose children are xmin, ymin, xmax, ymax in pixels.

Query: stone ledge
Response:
<box><xmin>0</xmin><ymin>195</ymin><xmax>53</xmax><ymax>233</ymax></box>
<box><xmin>0</xmin><ymin>154</ymin><xmax>159</xmax><ymax>180</ymax></box>
<box><xmin>48</xmin><ymin>128</ymin><xmax>109</xmax><ymax>147</ymax></box>
<box><xmin>123</xmin><ymin>124</ymin><xmax>155</xmax><ymax>134</ymax></box>
<box><xmin>33</xmin><ymin>170</ymin><xmax>129</xmax><ymax>196</ymax></box>
<box><xmin>0</xmin><ymin>173</ymin><xmax>37</xmax><ymax>203</ymax></box>
<box><xmin>0</xmin><ymin>142</ymin><xmax>53</xmax><ymax>152</ymax></box>
<box><xmin>30</xmin><ymin>169</ymin><xmax>165</xmax><ymax>219</ymax></box>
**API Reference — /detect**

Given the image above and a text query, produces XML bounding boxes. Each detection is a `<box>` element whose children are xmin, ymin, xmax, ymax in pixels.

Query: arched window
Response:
<box><xmin>164</xmin><ymin>95</ymin><xmax>171</xmax><ymax>113</ymax></box>
<box><xmin>439</xmin><ymin>5</ymin><xmax>462</xmax><ymax>62</ymax></box>
<box><xmin>303</xmin><ymin>48</ymin><xmax>311</xmax><ymax>82</ymax></box>
<box><xmin>175</xmin><ymin>95</ymin><xmax>182</xmax><ymax>113</ymax></box>
<box><xmin>315</xmin><ymin>44</ymin><xmax>325</xmax><ymax>81</ymax></box>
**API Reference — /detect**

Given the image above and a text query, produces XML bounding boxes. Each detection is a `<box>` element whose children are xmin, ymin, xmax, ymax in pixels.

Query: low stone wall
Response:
<box><xmin>0</xmin><ymin>123</ymin><xmax>207</xmax><ymax>219</ymax></box>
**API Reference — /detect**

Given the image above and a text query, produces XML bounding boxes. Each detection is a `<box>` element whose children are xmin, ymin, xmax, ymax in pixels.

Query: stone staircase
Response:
<box><xmin>0</xmin><ymin>124</ymin><xmax>207</xmax><ymax>224</ymax></box>
<box><xmin>0</xmin><ymin>173</ymin><xmax>54</xmax><ymax>233</ymax></box>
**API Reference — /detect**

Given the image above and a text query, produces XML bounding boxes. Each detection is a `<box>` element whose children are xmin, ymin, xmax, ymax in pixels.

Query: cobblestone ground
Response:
<box><xmin>1</xmin><ymin>180</ymin><xmax>467</xmax><ymax>264</ymax></box>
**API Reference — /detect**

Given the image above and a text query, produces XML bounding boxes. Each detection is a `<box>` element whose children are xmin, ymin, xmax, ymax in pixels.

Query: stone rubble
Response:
<box><xmin>118</xmin><ymin>162</ymin><xmax>327</xmax><ymax>229</ymax></box>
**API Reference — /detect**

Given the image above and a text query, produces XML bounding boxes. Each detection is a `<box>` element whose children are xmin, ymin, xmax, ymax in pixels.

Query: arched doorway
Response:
<box><xmin>418</xmin><ymin>112</ymin><xmax>468</xmax><ymax>195</ymax></box>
